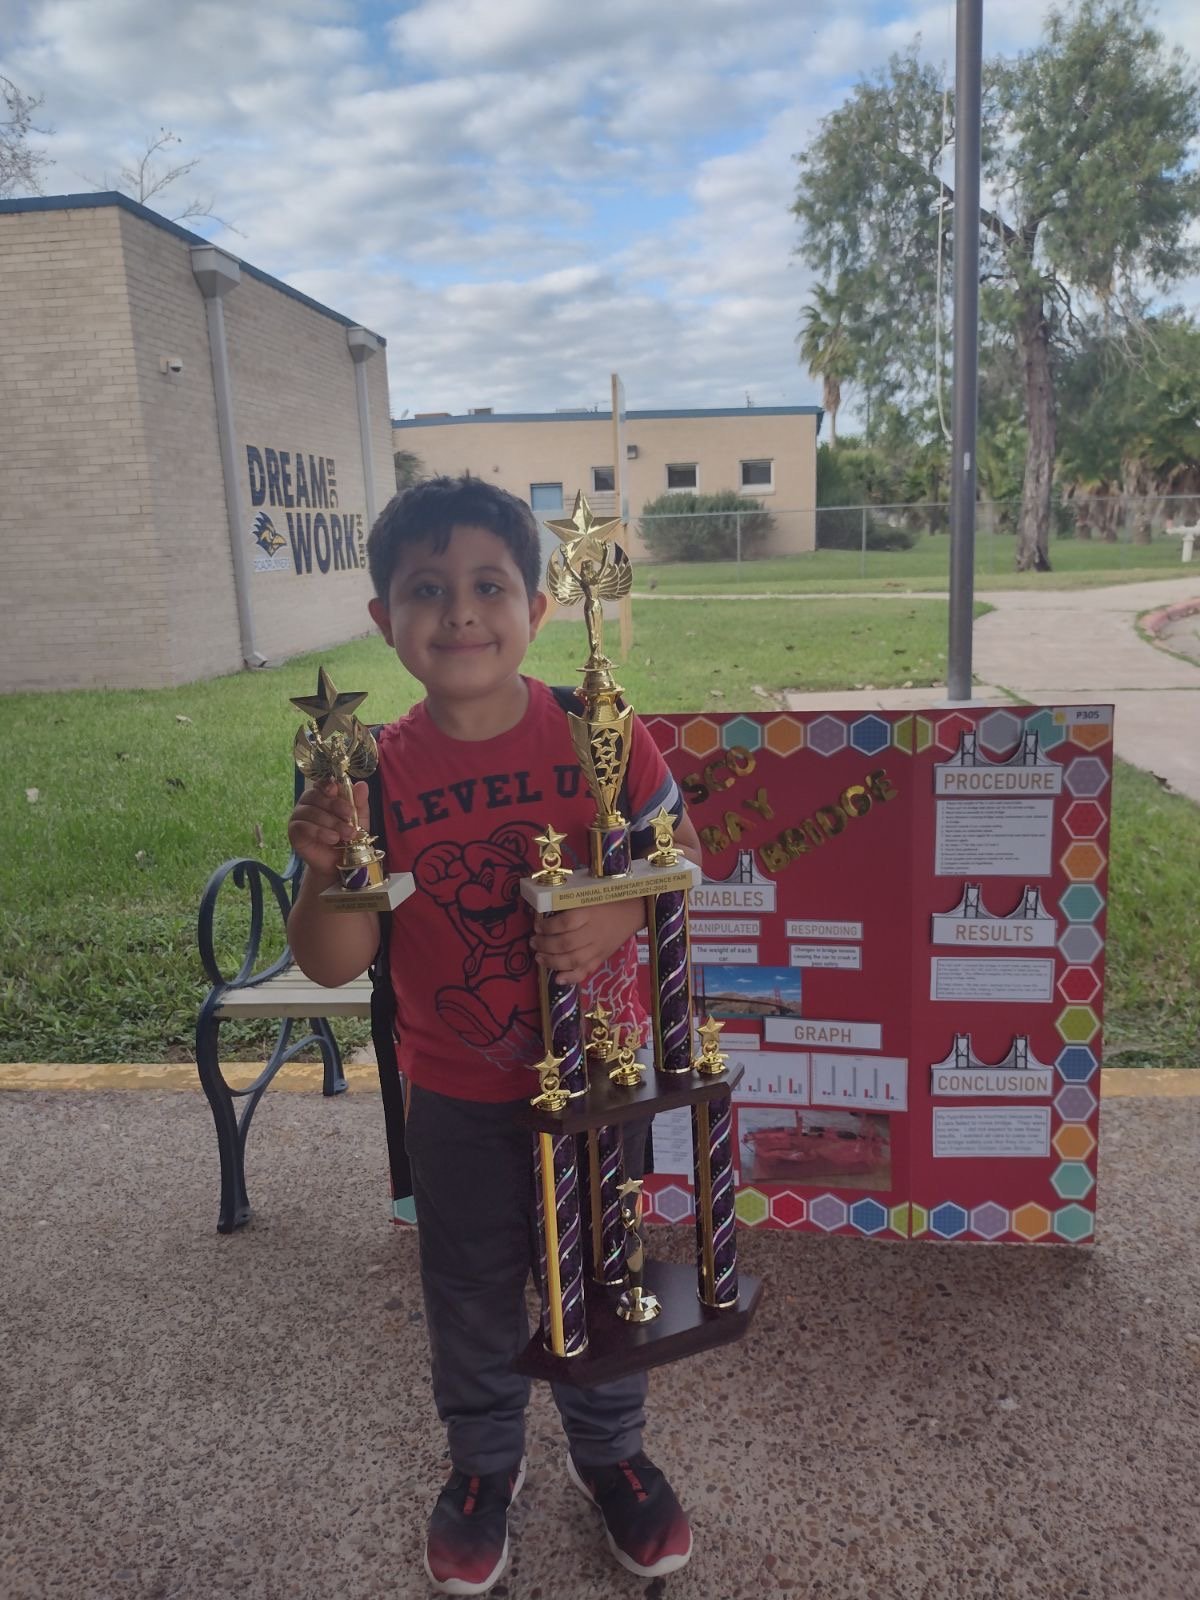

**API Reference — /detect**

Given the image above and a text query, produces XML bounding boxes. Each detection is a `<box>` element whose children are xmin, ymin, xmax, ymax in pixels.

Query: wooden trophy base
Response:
<box><xmin>319</xmin><ymin>872</ymin><xmax>415</xmax><ymax>913</ymax></box>
<box><xmin>520</xmin><ymin>857</ymin><xmax>701</xmax><ymax>914</ymax></box>
<box><xmin>515</xmin><ymin>1259</ymin><xmax>763</xmax><ymax>1388</ymax></box>
<box><xmin>523</xmin><ymin>1061</ymin><xmax>744</xmax><ymax>1134</ymax></box>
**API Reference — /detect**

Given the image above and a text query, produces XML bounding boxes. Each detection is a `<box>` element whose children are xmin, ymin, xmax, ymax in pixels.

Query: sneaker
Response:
<box><xmin>567</xmin><ymin>1450</ymin><xmax>693</xmax><ymax>1578</ymax></box>
<box><xmin>423</xmin><ymin>1456</ymin><xmax>526</xmax><ymax>1595</ymax></box>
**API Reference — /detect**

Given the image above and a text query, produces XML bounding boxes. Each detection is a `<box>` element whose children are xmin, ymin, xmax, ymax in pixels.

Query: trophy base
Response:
<box><xmin>520</xmin><ymin>857</ymin><xmax>701</xmax><ymax>914</ymax></box>
<box><xmin>616</xmin><ymin>1287</ymin><xmax>661</xmax><ymax>1324</ymax></box>
<box><xmin>514</xmin><ymin>1259</ymin><xmax>763</xmax><ymax>1389</ymax></box>
<box><xmin>319</xmin><ymin>872</ymin><xmax>416</xmax><ymax>914</ymax></box>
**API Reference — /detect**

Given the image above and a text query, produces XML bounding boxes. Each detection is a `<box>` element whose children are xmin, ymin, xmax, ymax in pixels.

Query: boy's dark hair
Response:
<box><xmin>367</xmin><ymin>475</ymin><xmax>543</xmax><ymax>600</ymax></box>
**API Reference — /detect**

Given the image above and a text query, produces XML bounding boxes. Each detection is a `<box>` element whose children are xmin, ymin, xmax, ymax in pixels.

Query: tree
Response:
<box><xmin>1058</xmin><ymin>315</ymin><xmax>1200</xmax><ymax>540</ymax></box>
<box><xmin>1</xmin><ymin>75</ymin><xmax>52</xmax><ymax>197</ymax></box>
<box><xmin>101</xmin><ymin>128</ymin><xmax>236</xmax><ymax>230</ymax></box>
<box><xmin>394</xmin><ymin>449</ymin><xmax>426</xmax><ymax>490</ymax></box>
<box><xmin>793</xmin><ymin>0</ymin><xmax>1200</xmax><ymax>571</ymax></box>
<box><xmin>798</xmin><ymin>282</ymin><xmax>851</xmax><ymax>445</ymax></box>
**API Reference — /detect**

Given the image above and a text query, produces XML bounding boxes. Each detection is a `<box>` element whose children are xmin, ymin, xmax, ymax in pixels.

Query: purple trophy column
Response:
<box><xmin>541</xmin><ymin>963</ymin><xmax>587</xmax><ymax>1098</ymax></box>
<box><xmin>534</xmin><ymin>1131</ymin><xmax>588</xmax><ymax>1357</ymax></box>
<box><xmin>650</xmin><ymin>889</ymin><xmax>694</xmax><ymax>1074</ymax></box>
<box><xmin>586</xmin><ymin>1123</ymin><xmax>628</xmax><ymax>1285</ymax></box>
<box><xmin>590</xmin><ymin>821</ymin><xmax>631</xmax><ymax>878</ymax></box>
<box><xmin>692</xmin><ymin>1094</ymin><xmax>739</xmax><ymax>1309</ymax></box>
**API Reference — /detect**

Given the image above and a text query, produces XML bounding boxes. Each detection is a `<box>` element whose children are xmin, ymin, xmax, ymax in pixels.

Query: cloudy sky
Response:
<box><xmin>4</xmin><ymin>0</ymin><xmax>1199</xmax><ymax>420</ymax></box>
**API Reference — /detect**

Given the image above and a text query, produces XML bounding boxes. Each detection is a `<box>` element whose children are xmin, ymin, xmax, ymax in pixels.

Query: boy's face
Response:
<box><xmin>368</xmin><ymin>523</ymin><xmax>547</xmax><ymax>706</ymax></box>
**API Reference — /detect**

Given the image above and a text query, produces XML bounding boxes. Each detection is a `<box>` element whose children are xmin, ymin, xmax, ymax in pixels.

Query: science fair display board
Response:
<box><xmin>638</xmin><ymin>705</ymin><xmax>1111</xmax><ymax>1247</ymax></box>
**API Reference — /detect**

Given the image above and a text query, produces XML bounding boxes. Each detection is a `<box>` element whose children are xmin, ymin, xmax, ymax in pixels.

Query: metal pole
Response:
<box><xmin>860</xmin><ymin>505</ymin><xmax>867</xmax><ymax>579</ymax></box>
<box><xmin>736</xmin><ymin>511</ymin><xmax>742</xmax><ymax>573</ymax></box>
<box><xmin>190</xmin><ymin>246</ymin><xmax>264</xmax><ymax>669</ymax></box>
<box><xmin>947</xmin><ymin>0</ymin><xmax>983</xmax><ymax>702</ymax></box>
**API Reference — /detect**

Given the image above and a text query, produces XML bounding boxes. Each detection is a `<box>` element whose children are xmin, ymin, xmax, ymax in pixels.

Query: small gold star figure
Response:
<box><xmin>544</xmin><ymin>491</ymin><xmax>623</xmax><ymax>566</ymax></box>
<box><xmin>694</xmin><ymin>1015</ymin><xmax>728</xmax><ymax>1077</ymax></box>
<box><xmin>532</xmin><ymin>823</ymin><xmax>570</xmax><ymax>885</ymax></box>
<box><xmin>647</xmin><ymin>806</ymin><xmax>683</xmax><ymax>867</ymax></box>
<box><xmin>530</xmin><ymin>1047</ymin><xmax>569</xmax><ymax>1112</ymax></box>
<box><xmin>585</xmin><ymin>1002</ymin><xmax>615</xmax><ymax>1061</ymax></box>
<box><xmin>608</xmin><ymin>1024</ymin><xmax>644</xmax><ymax>1087</ymax></box>
<box><xmin>289</xmin><ymin>666</ymin><xmax>368</xmax><ymax>740</ymax></box>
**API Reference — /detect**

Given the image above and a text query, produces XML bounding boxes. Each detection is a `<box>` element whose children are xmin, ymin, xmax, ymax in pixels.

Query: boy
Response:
<box><xmin>287</xmin><ymin>476</ymin><xmax>702</xmax><ymax>1595</ymax></box>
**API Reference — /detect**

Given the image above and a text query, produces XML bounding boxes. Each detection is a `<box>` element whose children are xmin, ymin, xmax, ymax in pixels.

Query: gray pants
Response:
<box><xmin>404</xmin><ymin>1082</ymin><xmax>649</xmax><ymax>1475</ymax></box>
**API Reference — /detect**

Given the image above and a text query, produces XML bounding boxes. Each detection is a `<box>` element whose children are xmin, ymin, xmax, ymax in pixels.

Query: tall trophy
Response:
<box><xmin>290</xmin><ymin>667</ymin><xmax>414</xmax><ymax>913</ymax></box>
<box><xmin>515</xmin><ymin>493</ymin><xmax>762</xmax><ymax>1385</ymax></box>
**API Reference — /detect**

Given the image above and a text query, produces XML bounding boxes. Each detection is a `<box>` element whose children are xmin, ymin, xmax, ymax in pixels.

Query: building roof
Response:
<box><xmin>0</xmin><ymin>192</ymin><xmax>385</xmax><ymax>342</ymax></box>
<box><xmin>394</xmin><ymin>406</ymin><xmax>822</xmax><ymax>427</ymax></box>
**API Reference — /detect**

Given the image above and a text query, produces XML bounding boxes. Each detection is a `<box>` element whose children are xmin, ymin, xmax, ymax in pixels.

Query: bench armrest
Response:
<box><xmin>197</xmin><ymin>856</ymin><xmax>295</xmax><ymax>993</ymax></box>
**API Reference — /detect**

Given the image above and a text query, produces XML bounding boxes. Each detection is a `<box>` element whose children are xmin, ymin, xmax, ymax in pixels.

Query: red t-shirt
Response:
<box><xmin>376</xmin><ymin>677</ymin><xmax>682</xmax><ymax>1102</ymax></box>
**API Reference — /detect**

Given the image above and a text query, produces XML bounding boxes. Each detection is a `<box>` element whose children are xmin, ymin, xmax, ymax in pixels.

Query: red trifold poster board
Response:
<box><xmin>638</xmin><ymin>705</ymin><xmax>1111</xmax><ymax>1246</ymax></box>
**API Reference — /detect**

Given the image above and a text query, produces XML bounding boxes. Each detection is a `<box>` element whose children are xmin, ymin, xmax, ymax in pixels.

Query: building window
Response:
<box><xmin>740</xmin><ymin>459</ymin><xmax>774</xmax><ymax>491</ymax></box>
<box><xmin>530</xmin><ymin>482</ymin><xmax>564</xmax><ymax>513</ymax></box>
<box><xmin>666</xmin><ymin>462</ymin><xmax>698</xmax><ymax>491</ymax></box>
<box><xmin>592</xmin><ymin>466</ymin><xmax>615</xmax><ymax>493</ymax></box>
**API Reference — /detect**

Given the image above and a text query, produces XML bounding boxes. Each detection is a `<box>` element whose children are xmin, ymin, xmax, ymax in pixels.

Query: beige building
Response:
<box><xmin>0</xmin><ymin>193</ymin><xmax>393</xmax><ymax>691</ymax></box>
<box><xmin>393</xmin><ymin>406</ymin><xmax>821</xmax><ymax>560</ymax></box>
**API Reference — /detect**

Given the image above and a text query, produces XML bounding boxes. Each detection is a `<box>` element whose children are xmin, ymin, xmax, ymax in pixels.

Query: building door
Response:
<box><xmin>530</xmin><ymin>482</ymin><xmax>564</xmax><ymax>576</ymax></box>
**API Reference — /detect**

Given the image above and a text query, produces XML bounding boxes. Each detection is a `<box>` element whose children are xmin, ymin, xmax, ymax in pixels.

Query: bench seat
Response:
<box><xmin>213</xmin><ymin>969</ymin><xmax>372</xmax><ymax>1021</ymax></box>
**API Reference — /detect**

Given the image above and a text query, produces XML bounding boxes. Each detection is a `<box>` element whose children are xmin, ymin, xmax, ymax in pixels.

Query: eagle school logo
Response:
<box><xmin>250</xmin><ymin>511</ymin><xmax>290</xmax><ymax>572</ymax></box>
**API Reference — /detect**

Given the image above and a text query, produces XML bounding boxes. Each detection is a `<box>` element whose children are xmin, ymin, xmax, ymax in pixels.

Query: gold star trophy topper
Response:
<box><xmin>530</xmin><ymin>1046</ymin><xmax>570</xmax><ymax>1112</ymax></box>
<box><xmin>543</xmin><ymin>493</ymin><xmax>635</xmax><ymax>846</ymax></box>
<box><xmin>693</xmin><ymin>1015</ymin><xmax>728</xmax><ymax>1077</ymax></box>
<box><xmin>585</xmin><ymin>1002</ymin><xmax>615</xmax><ymax>1062</ymax></box>
<box><xmin>289</xmin><ymin>667</ymin><xmax>414</xmax><ymax>912</ymax></box>
<box><xmin>608</xmin><ymin>1025</ymin><xmax>645</xmax><ymax>1088</ymax></box>
<box><xmin>646</xmin><ymin>807</ymin><xmax>683</xmax><ymax>868</ymax></box>
<box><xmin>532</xmin><ymin>823</ymin><xmax>570</xmax><ymax>885</ymax></box>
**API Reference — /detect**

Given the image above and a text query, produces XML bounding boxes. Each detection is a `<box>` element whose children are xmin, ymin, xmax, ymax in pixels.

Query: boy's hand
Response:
<box><xmin>531</xmin><ymin>899</ymin><xmax>646</xmax><ymax>987</ymax></box>
<box><xmin>287</xmin><ymin>779</ymin><xmax>369</xmax><ymax>879</ymax></box>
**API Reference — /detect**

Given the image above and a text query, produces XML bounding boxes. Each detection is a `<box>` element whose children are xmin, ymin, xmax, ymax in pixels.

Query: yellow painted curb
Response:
<box><xmin>0</xmin><ymin>1061</ymin><xmax>381</xmax><ymax>1092</ymax></box>
<box><xmin>0</xmin><ymin>1062</ymin><xmax>1197</xmax><ymax>1095</ymax></box>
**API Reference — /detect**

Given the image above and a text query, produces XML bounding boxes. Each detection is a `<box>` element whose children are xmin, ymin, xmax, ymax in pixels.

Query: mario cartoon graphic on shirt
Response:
<box><xmin>413</xmin><ymin>821</ymin><xmax>545</xmax><ymax>1070</ymax></box>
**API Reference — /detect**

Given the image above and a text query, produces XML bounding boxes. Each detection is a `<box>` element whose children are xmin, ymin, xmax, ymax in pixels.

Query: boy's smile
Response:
<box><xmin>368</xmin><ymin>523</ymin><xmax>547</xmax><ymax>731</ymax></box>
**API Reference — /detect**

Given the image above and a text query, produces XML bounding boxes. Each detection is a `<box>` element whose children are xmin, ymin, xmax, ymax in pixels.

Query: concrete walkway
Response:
<box><xmin>781</xmin><ymin>576</ymin><xmax>1200</xmax><ymax>803</ymax></box>
<box><xmin>3</xmin><ymin>1079</ymin><xmax>1199</xmax><ymax>1600</ymax></box>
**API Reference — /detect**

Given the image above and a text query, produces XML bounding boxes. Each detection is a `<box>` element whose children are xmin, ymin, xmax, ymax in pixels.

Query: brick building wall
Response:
<box><xmin>223</xmin><ymin>262</ymin><xmax>392</xmax><ymax>666</ymax></box>
<box><xmin>0</xmin><ymin>206</ymin><xmax>174</xmax><ymax>690</ymax></box>
<box><xmin>0</xmin><ymin>194</ymin><xmax>393</xmax><ymax>691</ymax></box>
<box><xmin>394</xmin><ymin>408</ymin><xmax>821</xmax><ymax>561</ymax></box>
<box><xmin>120</xmin><ymin>207</ymin><xmax>241</xmax><ymax>683</ymax></box>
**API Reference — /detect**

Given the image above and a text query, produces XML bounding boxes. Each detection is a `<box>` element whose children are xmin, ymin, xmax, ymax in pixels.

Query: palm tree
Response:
<box><xmin>798</xmin><ymin>282</ymin><xmax>851</xmax><ymax>446</ymax></box>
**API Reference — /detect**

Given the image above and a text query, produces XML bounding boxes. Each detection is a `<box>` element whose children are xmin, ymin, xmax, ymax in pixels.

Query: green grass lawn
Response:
<box><xmin>635</xmin><ymin>532</ymin><xmax>1189</xmax><ymax>594</ymax></box>
<box><xmin>2</xmin><ymin>597</ymin><xmax>1196</xmax><ymax>1068</ymax></box>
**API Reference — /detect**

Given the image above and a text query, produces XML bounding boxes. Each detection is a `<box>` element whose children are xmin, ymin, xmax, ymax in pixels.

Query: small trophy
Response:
<box><xmin>694</xmin><ymin>1016</ymin><xmax>728</xmax><ymax>1076</ymax></box>
<box><xmin>290</xmin><ymin>667</ymin><xmax>414</xmax><ymax>913</ymax></box>
<box><xmin>608</xmin><ymin>1027</ymin><xmax>646</xmax><ymax>1089</ymax></box>
<box><xmin>615</xmin><ymin>1179</ymin><xmax>661</xmax><ymax>1324</ymax></box>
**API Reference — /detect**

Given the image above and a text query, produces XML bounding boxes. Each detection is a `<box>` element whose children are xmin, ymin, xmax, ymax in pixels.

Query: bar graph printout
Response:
<box><xmin>640</xmin><ymin>706</ymin><xmax>1111</xmax><ymax>1246</ymax></box>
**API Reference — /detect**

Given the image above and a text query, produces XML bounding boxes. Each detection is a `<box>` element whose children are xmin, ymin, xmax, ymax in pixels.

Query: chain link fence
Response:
<box><xmin>633</xmin><ymin>495</ymin><xmax>1200</xmax><ymax>579</ymax></box>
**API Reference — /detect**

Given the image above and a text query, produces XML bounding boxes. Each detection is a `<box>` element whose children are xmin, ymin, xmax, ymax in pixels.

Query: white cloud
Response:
<box><xmin>3</xmin><ymin>0</ymin><xmax>1198</xmax><ymax>421</ymax></box>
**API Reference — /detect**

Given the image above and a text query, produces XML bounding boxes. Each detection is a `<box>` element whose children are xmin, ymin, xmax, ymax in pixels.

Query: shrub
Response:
<box><xmin>639</xmin><ymin>489</ymin><xmax>774</xmax><ymax>561</ymax></box>
<box><xmin>814</xmin><ymin>507</ymin><xmax>916</xmax><ymax>551</ymax></box>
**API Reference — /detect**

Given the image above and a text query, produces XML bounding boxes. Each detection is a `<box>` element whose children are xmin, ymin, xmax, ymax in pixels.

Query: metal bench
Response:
<box><xmin>195</xmin><ymin>838</ymin><xmax>374</xmax><ymax>1232</ymax></box>
<box><xmin>196</xmin><ymin>732</ymin><xmax>413</xmax><ymax>1234</ymax></box>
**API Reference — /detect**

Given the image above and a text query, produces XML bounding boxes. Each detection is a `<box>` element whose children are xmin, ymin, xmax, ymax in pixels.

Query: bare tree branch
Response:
<box><xmin>0</xmin><ymin>74</ymin><xmax>53</xmax><ymax>197</ymax></box>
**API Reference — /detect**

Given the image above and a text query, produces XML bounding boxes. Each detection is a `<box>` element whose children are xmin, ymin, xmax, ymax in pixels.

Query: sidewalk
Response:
<box><xmin>3</xmin><ymin>1079</ymin><xmax>1199</xmax><ymax>1600</ymax></box>
<box><xmin>782</xmin><ymin>576</ymin><xmax>1200</xmax><ymax>803</ymax></box>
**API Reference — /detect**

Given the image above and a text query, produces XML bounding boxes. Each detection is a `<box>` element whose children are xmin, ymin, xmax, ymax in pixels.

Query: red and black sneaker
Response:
<box><xmin>423</xmin><ymin>1456</ymin><xmax>526</xmax><ymax>1596</ymax></box>
<box><xmin>567</xmin><ymin>1450</ymin><xmax>693</xmax><ymax>1578</ymax></box>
